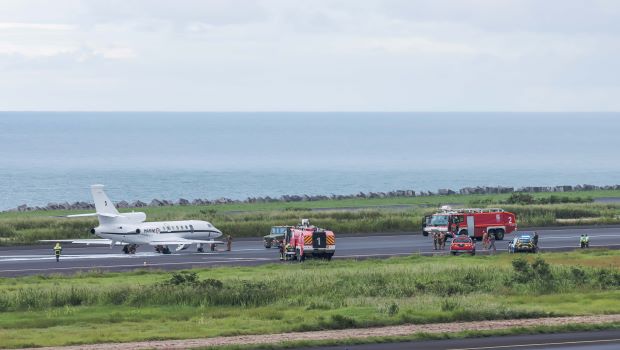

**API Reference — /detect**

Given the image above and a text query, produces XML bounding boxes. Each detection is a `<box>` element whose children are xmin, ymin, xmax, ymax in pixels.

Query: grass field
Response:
<box><xmin>0</xmin><ymin>249</ymin><xmax>619</xmax><ymax>348</ymax></box>
<box><xmin>1</xmin><ymin>190</ymin><xmax>619</xmax><ymax>245</ymax></box>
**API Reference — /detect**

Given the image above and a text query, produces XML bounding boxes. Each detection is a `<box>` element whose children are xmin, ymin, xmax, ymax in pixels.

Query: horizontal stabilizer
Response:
<box><xmin>53</xmin><ymin>212</ymin><xmax>119</xmax><ymax>218</ymax></box>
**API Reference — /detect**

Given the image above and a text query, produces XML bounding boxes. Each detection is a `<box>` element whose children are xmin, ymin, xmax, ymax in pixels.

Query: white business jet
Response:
<box><xmin>42</xmin><ymin>185</ymin><xmax>223</xmax><ymax>254</ymax></box>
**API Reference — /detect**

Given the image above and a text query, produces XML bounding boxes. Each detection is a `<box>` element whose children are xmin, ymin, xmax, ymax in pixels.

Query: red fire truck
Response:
<box><xmin>422</xmin><ymin>207</ymin><xmax>517</xmax><ymax>240</ymax></box>
<box><xmin>287</xmin><ymin>219</ymin><xmax>336</xmax><ymax>261</ymax></box>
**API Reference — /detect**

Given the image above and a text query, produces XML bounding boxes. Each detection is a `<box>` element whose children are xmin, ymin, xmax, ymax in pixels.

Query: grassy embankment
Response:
<box><xmin>0</xmin><ymin>249</ymin><xmax>619</xmax><ymax>348</ymax></box>
<box><xmin>1</xmin><ymin>190</ymin><xmax>619</xmax><ymax>245</ymax></box>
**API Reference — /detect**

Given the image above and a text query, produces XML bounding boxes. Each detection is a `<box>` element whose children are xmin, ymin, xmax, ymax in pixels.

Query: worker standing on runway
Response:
<box><xmin>488</xmin><ymin>232</ymin><xmax>496</xmax><ymax>253</ymax></box>
<box><xmin>285</xmin><ymin>242</ymin><xmax>292</xmax><ymax>261</ymax></box>
<box><xmin>278</xmin><ymin>240</ymin><xmax>285</xmax><ymax>261</ymax></box>
<box><xmin>438</xmin><ymin>232</ymin><xmax>446</xmax><ymax>250</ymax></box>
<box><xmin>226</xmin><ymin>234</ymin><xmax>233</xmax><ymax>251</ymax></box>
<box><xmin>53</xmin><ymin>242</ymin><xmax>62</xmax><ymax>262</ymax></box>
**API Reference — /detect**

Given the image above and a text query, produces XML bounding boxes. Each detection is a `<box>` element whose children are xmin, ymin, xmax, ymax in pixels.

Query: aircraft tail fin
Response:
<box><xmin>90</xmin><ymin>184</ymin><xmax>120</xmax><ymax>216</ymax></box>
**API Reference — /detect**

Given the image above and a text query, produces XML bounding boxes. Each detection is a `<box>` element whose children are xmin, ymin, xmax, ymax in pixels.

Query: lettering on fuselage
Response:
<box><xmin>143</xmin><ymin>228</ymin><xmax>161</xmax><ymax>234</ymax></box>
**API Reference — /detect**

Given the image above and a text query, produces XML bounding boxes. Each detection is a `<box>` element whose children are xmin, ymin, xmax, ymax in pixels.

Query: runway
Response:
<box><xmin>301</xmin><ymin>330</ymin><xmax>620</xmax><ymax>350</ymax></box>
<box><xmin>1</xmin><ymin>226</ymin><xmax>619</xmax><ymax>277</ymax></box>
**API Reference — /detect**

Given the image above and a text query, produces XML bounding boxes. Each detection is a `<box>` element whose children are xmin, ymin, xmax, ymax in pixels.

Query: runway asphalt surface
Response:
<box><xmin>1</xmin><ymin>226</ymin><xmax>619</xmax><ymax>277</ymax></box>
<box><xmin>299</xmin><ymin>330</ymin><xmax>620</xmax><ymax>350</ymax></box>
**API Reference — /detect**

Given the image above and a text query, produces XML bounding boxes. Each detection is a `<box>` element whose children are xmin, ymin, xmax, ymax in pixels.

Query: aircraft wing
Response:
<box><xmin>147</xmin><ymin>239</ymin><xmax>224</xmax><ymax>246</ymax></box>
<box><xmin>39</xmin><ymin>239</ymin><xmax>126</xmax><ymax>245</ymax></box>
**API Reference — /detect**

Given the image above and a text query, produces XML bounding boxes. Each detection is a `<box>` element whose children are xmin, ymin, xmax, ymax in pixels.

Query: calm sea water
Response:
<box><xmin>0</xmin><ymin>112</ymin><xmax>618</xmax><ymax>210</ymax></box>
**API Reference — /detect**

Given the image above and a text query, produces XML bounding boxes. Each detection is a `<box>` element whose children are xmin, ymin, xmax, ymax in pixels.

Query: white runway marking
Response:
<box><xmin>448</xmin><ymin>337</ymin><xmax>620</xmax><ymax>350</ymax></box>
<box><xmin>0</xmin><ymin>251</ymin><xmax>237</xmax><ymax>262</ymax></box>
<box><xmin>0</xmin><ymin>252</ymin><xmax>161</xmax><ymax>262</ymax></box>
<box><xmin>541</xmin><ymin>234</ymin><xmax>620</xmax><ymax>240</ymax></box>
<box><xmin>230</xmin><ymin>248</ymin><xmax>267</xmax><ymax>252</ymax></box>
<box><xmin>0</xmin><ymin>257</ymin><xmax>275</xmax><ymax>273</ymax></box>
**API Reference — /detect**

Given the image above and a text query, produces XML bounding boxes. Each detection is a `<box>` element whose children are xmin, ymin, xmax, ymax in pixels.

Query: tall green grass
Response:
<box><xmin>1</xmin><ymin>251</ymin><xmax>620</xmax><ymax>348</ymax></box>
<box><xmin>1</xmin><ymin>256</ymin><xmax>618</xmax><ymax>312</ymax></box>
<box><xmin>1</xmin><ymin>200</ymin><xmax>618</xmax><ymax>245</ymax></box>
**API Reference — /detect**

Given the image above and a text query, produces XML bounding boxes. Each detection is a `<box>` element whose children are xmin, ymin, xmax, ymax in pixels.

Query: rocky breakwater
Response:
<box><xmin>4</xmin><ymin>184</ymin><xmax>620</xmax><ymax>213</ymax></box>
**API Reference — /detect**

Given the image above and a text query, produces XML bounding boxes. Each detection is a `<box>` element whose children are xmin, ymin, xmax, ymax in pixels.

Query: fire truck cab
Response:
<box><xmin>423</xmin><ymin>207</ymin><xmax>517</xmax><ymax>240</ymax></box>
<box><xmin>287</xmin><ymin>219</ymin><xmax>335</xmax><ymax>261</ymax></box>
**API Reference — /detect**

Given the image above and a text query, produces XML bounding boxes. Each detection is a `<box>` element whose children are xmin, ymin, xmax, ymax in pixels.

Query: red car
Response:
<box><xmin>450</xmin><ymin>236</ymin><xmax>476</xmax><ymax>256</ymax></box>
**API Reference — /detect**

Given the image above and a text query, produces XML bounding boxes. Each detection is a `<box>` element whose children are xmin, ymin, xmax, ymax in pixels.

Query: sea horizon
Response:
<box><xmin>1</xmin><ymin>111</ymin><xmax>618</xmax><ymax>210</ymax></box>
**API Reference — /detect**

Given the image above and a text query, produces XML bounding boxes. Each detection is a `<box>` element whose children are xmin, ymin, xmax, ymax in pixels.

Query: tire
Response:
<box><xmin>471</xmin><ymin>251</ymin><xmax>475</xmax><ymax>256</ymax></box>
<box><xmin>451</xmin><ymin>251</ymin><xmax>457</xmax><ymax>256</ymax></box>
<box><xmin>326</xmin><ymin>253</ymin><xmax>333</xmax><ymax>261</ymax></box>
<box><xmin>495</xmin><ymin>229</ymin><xmax>505</xmax><ymax>241</ymax></box>
<box><xmin>423</xmin><ymin>231</ymin><xmax>428</xmax><ymax>237</ymax></box>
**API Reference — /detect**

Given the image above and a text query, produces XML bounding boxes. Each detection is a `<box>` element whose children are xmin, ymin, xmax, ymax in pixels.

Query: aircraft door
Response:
<box><xmin>467</xmin><ymin>216</ymin><xmax>475</xmax><ymax>238</ymax></box>
<box><xmin>190</xmin><ymin>225</ymin><xmax>194</xmax><ymax>234</ymax></box>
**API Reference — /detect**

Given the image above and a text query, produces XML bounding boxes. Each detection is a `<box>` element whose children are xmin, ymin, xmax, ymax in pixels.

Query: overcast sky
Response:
<box><xmin>0</xmin><ymin>0</ymin><xmax>618</xmax><ymax>111</ymax></box>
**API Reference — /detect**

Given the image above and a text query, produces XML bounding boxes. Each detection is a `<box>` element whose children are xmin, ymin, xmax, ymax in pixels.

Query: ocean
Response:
<box><xmin>0</xmin><ymin>112</ymin><xmax>618</xmax><ymax>210</ymax></box>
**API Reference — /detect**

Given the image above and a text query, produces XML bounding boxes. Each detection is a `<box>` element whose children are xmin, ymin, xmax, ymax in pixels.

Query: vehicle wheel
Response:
<box><xmin>422</xmin><ymin>231</ymin><xmax>428</xmax><ymax>237</ymax></box>
<box><xmin>264</xmin><ymin>244</ymin><xmax>271</xmax><ymax>249</ymax></box>
<box><xmin>326</xmin><ymin>253</ymin><xmax>333</xmax><ymax>261</ymax></box>
<box><xmin>451</xmin><ymin>251</ymin><xmax>457</xmax><ymax>255</ymax></box>
<box><xmin>471</xmin><ymin>251</ymin><xmax>475</xmax><ymax>256</ymax></box>
<box><xmin>495</xmin><ymin>229</ymin><xmax>505</xmax><ymax>240</ymax></box>
<box><xmin>163</xmin><ymin>246</ymin><xmax>171</xmax><ymax>254</ymax></box>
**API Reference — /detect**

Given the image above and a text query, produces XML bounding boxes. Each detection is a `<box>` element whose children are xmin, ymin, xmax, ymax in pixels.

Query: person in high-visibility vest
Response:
<box><xmin>285</xmin><ymin>242</ymin><xmax>292</xmax><ymax>261</ymax></box>
<box><xmin>580</xmin><ymin>234</ymin><xmax>590</xmax><ymax>248</ymax></box>
<box><xmin>53</xmin><ymin>242</ymin><xmax>62</xmax><ymax>262</ymax></box>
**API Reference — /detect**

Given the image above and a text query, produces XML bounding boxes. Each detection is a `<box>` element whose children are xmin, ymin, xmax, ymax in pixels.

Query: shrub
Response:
<box><xmin>320</xmin><ymin>314</ymin><xmax>357</xmax><ymax>329</ymax></box>
<box><xmin>441</xmin><ymin>299</ymin><xmax>459</xmax><ymax>312</ymax></box>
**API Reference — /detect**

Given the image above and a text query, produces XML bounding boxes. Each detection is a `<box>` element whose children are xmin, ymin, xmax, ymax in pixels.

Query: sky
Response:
<box><xmin>0</xmin><ymin>0</ymin><xmax>618</xmax><ymax>111</ymax></box>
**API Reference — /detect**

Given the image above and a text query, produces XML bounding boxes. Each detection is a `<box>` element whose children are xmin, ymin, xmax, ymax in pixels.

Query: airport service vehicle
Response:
<box><xmin>287</xmin><ymin>219</ymin><xmax>335</xmax><ymax>261</ymax></box>
<box><xmin>508</xmin><ymin>234</ymin><xmax>538</xmax><ymax>253</ymax></box>
<box><xmin>264</xmin><ymin>226</ymin><xmax>291</xmax><ymax>248</ymax></box>
<box><xmin>450</xmin><ymin>235</ymin><xmax>476</xmax><ymax>256</ymax></box>
<box><xmin>42</xmin><ymin>185</ymin><xmax>223</xmax><ymax>254</ymax></box>
<box><xmin>423</xmin><ymin>207</ymin><xmax>517</xmax><ymax>240</ymax></box>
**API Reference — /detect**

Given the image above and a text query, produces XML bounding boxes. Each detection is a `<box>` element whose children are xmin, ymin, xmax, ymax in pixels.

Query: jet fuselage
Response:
<box><xmin>94</xmin><ymin>219</ymin><xmax>222</xmax><ymax>245</ymax></box>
